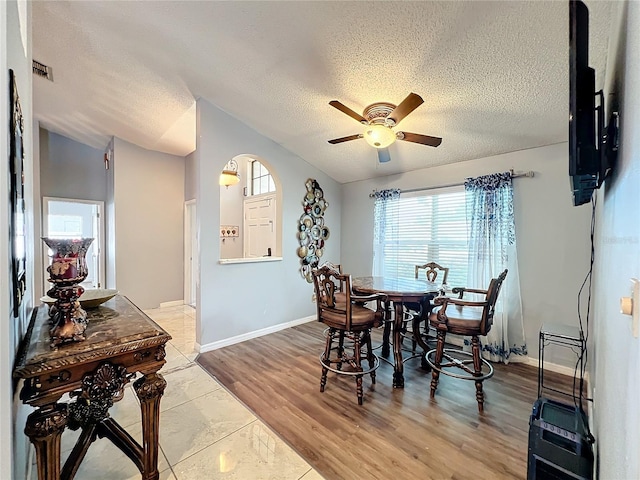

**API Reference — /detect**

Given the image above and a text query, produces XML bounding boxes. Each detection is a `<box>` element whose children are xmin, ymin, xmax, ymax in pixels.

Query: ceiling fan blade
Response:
<box><xmin>377</xmin><ymin>148</ymin><xmax>391</xmax><ymax>163</ymax></box>
<box><xmin>387</xmin><ymin>93</ymin><xmax>424</xmax><ymax>126</ymax></box>
<box><xmin>398</xmin><ymin>131</ymin><xmax>442</xmax><ymax>147</ymax></box>
<box><xmin>328</xmin><ymin>134</ymin><xmax>362</xmax><ymax>144</ymax></box>
<box><xmin>329</xmin><ymin>100</ymin><xmax>367</xmax><ymax>124</ymax></box>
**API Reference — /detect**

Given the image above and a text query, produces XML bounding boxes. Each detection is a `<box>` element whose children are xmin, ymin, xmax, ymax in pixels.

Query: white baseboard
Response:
<box><xmin>198</xmin><ymin>315</ymin><xmax>317</xmax><ymax>353</ymax></box>
<box><xmin>160</xmin><ymin>300</ymin><xmax>184</xmax><ymax>308</ymax></box>
<box><xmin>524</xmin><ymin>356</ymin><xmax>579</xmax><ymax>377</ymax></box>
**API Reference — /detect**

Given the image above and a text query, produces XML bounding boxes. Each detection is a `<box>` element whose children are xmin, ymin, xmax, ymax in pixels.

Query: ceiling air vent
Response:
<box><xmin>32</xmin><ymin>60</ymin><xmax>53</xmax><ymax>81</ymax></box>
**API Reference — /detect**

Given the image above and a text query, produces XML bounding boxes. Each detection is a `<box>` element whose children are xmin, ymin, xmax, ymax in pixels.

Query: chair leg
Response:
<box><xmin>320</xmin><ymin>328</ymin><xmax>334</xmax><ymax>393</ymax></box>
<box><xmin>430</xmin><ymin>329</ymin><xmax>446</xmax><ymax>398</ymax></box>
<box><xmin>353</xmin><ymin>332</ymin><xmax>364</xmax><ymax>405</ymax></box>
<box><xmin>471</xmin><ymin>335</ymin><xmax>485</xmax><ymax>412</ymax></box>
<box><xmin>411</xmin><ymin>325</ymin><xmax>417</xmax><ymax>353</ymax></box>
<box><xmin>336</xmin><ymin>331</ymin><xmax>346</xmax><ymax>371</ymax></box>
<box><xmin>364</xmin><ymin>330</ymin><xmax>376</xmax><ymax>385</ymax></box>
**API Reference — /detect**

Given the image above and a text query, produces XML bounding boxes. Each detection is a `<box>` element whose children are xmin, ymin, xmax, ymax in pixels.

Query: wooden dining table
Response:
<box><xmin>352</xmin><ymin>276</ymin><xmax>441</xmax><ymax>388</ymax></box>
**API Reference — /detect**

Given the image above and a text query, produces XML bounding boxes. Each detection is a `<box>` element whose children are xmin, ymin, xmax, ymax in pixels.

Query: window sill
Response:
<box><xmin>218</xmin><ymin>256</ymin><xmax>283</xmax><ymax>265</ymax></box>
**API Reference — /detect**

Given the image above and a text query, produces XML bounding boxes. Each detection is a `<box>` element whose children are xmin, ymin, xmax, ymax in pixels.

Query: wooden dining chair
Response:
<box><xmin>403</xmin><ymin>261</ymin><xmax>449</xmax><ymax>358</ymax></box>
<box><xmin>319</xmin><ymin>262</ymin><xmax>345</xmax><ymax>299</ymax></box>
<box><xmin>312</xmin><ymin>266</ymin><xmax>386</xmax><ymax>405</ymax></box>
<box><xmin>426</xmin><ymin>269</ymin><xmax>508</xmax><ymax>412</ymax></box>
<box><xmin>415</xmin><ymin>262</ymin><xmax>450</xmax><ymax>284</ymax></box>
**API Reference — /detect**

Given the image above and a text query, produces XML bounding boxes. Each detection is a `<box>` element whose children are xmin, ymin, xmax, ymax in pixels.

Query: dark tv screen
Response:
<box><xmin>569</xmin><ymin>0</ymin><xmax>599</xmax><ymax>206</ymax></box>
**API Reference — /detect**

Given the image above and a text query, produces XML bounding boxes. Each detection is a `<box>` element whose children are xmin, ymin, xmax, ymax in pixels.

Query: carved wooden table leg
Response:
<box><xmin>392</xmin><ymin>301</ymin><xmax>405</xmax><ymax>388</ymax></box>
<box><xmin>25</xmin><ymin>403</ymin><xmax>68</xmax><ymax>480</ymax></box>
<box><xmin>134</xmin><ymin>373</ymin><xmax>167</xmax><ymax>480</ymax></box>
<box><xmin>381</xmin><ymin>304</ymin><xmax>392</xmax><ymax>358</ymax></box>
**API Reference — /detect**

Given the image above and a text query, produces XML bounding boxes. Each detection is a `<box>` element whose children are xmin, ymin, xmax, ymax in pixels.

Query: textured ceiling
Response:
<box><xmin>32</xmin><ymin>1</ymin><xmax>616</xmax><ymax>184</ymax></box>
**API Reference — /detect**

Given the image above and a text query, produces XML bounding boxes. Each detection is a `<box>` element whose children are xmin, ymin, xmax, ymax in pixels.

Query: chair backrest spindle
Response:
<box><xmin>415</xmin><ymin>262</ymin><xmax>449</xmax><ymax>284</ymax></box>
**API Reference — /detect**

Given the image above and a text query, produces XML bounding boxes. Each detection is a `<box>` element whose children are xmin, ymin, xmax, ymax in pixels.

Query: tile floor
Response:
<box><xmin>33</xmin><ymin>304</ymin><xmax>324</xmax><ymax>480</ymax></box>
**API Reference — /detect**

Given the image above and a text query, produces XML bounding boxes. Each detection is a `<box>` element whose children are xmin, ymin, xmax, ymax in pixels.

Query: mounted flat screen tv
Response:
<box><xmin>569</xmin><ymin>0</ymin><xmax>598</xmax><ymax>206</ymax></box>
<box><xmin>569</xmin><ymin>0</ymin><xmax>618</xmax><ymax>206</ymax></box>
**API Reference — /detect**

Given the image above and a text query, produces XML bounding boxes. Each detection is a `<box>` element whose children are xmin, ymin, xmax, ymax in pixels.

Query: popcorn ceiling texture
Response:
<box><xmin>32</xmin><ymin>1</ymin><xmax>615</xmax><ymax>184</ymax></box>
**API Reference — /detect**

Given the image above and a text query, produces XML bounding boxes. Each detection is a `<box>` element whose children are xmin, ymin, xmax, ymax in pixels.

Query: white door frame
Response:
<box><xmin>184</xmin><ymin>200</ymin><xmax>197</xmax><ymax>307</ymax></box>
<box><xmin>42</xmin><ymin>197</ymin><xmax>106</xmax><ymax>293</ymax></box>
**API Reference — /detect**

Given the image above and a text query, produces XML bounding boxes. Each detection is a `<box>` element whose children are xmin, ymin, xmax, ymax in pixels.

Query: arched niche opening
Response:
<box><xmin>219</xmin><ymin>154</ymin><xmax>282</xmax><ymax>263</ymax></box>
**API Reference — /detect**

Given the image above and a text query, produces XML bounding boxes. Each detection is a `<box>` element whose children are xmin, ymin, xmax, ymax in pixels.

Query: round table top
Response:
<box><xmin>352</xmin><ymin>276</ymin><xmax>441</xmax><ymax>297</ymax></box>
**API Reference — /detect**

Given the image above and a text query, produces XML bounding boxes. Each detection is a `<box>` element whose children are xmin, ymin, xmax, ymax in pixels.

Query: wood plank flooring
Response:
<box><xmin>197</xmin><ymin>322</ymin><xmax>576</xmax><ymax>480</ymax></box>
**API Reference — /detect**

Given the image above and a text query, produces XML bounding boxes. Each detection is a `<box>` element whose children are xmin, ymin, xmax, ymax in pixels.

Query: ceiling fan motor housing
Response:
<box><xmin>363</xmin><ymin>102</ymin><xmax>396</xmax><ymax>126</ymax></box>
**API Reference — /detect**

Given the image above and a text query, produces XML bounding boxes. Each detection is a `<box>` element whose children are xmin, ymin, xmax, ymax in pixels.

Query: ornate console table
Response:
<box><xmin>14</xmin><ymin>295</ymin><xmax>171</xmax><ymax>480</ymax></box>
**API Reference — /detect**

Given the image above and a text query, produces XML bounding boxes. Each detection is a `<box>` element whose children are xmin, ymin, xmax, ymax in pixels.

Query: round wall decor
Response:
<box><xmin>298</xmin><ymin>179</ymin><xmax>329</xmax><ymax>282</ymax></box>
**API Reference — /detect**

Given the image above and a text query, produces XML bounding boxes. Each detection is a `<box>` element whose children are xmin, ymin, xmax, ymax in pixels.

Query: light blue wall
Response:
<box><xmin>2</xmin><ymin>1</ymin><xmax>34</xmax><ymax>479</ymax></box>
<box><xmin>195</xmin><ymin>98</ymin><xmax>342</xmax><ymax>347</ymax></box>
<box><xmin>592</xmin><ymin>2</ymin><xmax>640</xmax><ymax>478</ymax></box>
<box><xmin>39</xmin><ymin>128</ymin><xmax>107</xmax><ymax>201</ymax></box>
<box><xmin>185</xmin><ymin>150</ymin><xmax>196</xmax><ymax>201</ymax></box>
<box><xmin>112</xmin><ymin>138</ymin><xmax>185</xmax><ymax>309</ymax></box>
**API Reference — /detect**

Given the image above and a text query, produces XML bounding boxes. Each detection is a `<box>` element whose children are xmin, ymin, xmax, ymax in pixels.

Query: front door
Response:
<box><xmin>42</xmin><ymin>197</ymin><xmax>104</xmax><ymax>292</ymax></box>
<box><xmin>243</xmin><ymin>194</ymin><xmax>276</xmax><ymax>258</ymax></box>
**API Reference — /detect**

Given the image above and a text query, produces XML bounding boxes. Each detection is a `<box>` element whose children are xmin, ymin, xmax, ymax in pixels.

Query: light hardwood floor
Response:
<box><xmin>198</xmin><ymin>321</ymin><xmax>576</xmax><ymax>480</ymax></box>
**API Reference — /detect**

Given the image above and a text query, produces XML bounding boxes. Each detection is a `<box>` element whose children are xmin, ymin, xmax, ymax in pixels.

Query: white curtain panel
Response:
<box><xmin>372</xmin><ymin>189</ymin><xmax>400</xmax><ymax>277</ymax></box>
<box><xmin>465</xmin><ymin>172</ymin><xmax>527</xmax><ymax>364</ymax></box>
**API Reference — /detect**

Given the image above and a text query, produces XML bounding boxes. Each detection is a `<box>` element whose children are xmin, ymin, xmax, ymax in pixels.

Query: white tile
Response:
<box><xmin>162</xmin><ymin>342</ymin><xmax>193</xmax><ymax>373</ymax></box>
<box><xmin>299</xmin><ymin>469</ymin><xmax>326</xmax><ymax>480</ymax></box>
<box><xmin>70</xmin><ymin>430</ymin><xmax>170</xmax><ymax>480</ymax></box>
<box><xmin>160</xmin><ymin>388</ymin><xmax>256</xmax><ymax>466</ymax></box>
<box><xmin>109</xmin><ymin>385</ymin><xmax>141</xmax><ymax>428</ymax></box>
<box><xmin>172</xmin><ymin>422</ymin><xmax>311</xmax><ymax>480</ymax></box>
<box><xmin>160</xmin><ymin>364</ymin><xmax>221</xmax><ymax>412</ymax></box>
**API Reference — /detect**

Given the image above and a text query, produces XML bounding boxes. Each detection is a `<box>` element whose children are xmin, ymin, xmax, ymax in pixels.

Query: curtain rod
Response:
<box><xmin>368</xmin><ymin>169</ymin><xmax>535</xmax><ymax>198</ymax></box>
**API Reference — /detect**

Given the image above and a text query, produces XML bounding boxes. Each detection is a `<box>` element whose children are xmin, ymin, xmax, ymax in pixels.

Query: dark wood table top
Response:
<box><xmin>352</xmin><ymin>276</ymin><xmax>441</xmax><ymax>298</ymax></box>
<box><xmin>14</xmin><ymin>295</ymin><xmax>171</xmax><ymax>379</ymax></box>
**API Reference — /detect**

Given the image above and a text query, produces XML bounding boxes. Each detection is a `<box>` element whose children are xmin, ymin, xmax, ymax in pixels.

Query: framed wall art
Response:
<box><xmin>9</xmin><ymin>69</ymin><xmax>27</xmax><ymax>318</ymax></box>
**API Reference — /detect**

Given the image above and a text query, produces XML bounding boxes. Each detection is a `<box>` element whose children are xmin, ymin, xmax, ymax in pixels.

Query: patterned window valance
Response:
<box><xmin>372</xmin><ymin>188</ymin><xmax>401</xmax><ymax>200</ymax></box>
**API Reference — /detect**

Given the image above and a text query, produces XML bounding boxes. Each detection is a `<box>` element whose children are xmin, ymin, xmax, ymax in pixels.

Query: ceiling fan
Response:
<box><xmin>327</xmin><ymin>92</ymin><xmax>442</xmax><ymax>163</ymax></box>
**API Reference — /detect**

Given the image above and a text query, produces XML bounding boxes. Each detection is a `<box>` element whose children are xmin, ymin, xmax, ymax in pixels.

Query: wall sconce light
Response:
<box><xmin>219</xmin><ymin>159</ymin><xmax>240</xmax><ymax>188</ymax></box>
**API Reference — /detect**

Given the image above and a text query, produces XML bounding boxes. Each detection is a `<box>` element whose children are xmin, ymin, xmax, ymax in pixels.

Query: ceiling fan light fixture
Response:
<box><xmin>363</xmin><ymin>124</ymin><xmax>396</xmax><ymax>149</ymax></box>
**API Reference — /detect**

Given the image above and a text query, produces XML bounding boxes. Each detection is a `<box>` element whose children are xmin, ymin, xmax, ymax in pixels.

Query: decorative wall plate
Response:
<box><xmin>310</xmin><ymin>225</ymin><xmax>322</xmax><ymax>241</ymax></box>
<box><xmin>301</xmin><ymin>214</ymin><xmax>313</xmax><ymax>228</ymax></box>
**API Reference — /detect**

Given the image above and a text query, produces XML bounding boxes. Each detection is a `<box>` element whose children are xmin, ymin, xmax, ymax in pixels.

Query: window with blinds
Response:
<box><xmin>373</xmin><ymin>186</ymin><xmax>469</xmax><ymax>287</ymax></box>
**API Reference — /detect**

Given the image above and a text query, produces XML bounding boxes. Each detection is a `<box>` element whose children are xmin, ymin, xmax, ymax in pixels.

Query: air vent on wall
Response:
<box><xmin>32</xmin><ymin>60</ymin><xmax>53</xmax><ymax>81</ymax></box>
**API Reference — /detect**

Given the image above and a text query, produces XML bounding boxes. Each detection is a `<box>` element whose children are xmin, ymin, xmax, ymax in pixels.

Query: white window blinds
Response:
<box><xmin>373</xmin><ymin>186</ymin><xmax>469</xmax><ymax>287</ymax></box>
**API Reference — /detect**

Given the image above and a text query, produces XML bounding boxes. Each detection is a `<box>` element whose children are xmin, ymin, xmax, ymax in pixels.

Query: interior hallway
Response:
<box><xmin>31</xmin><ymin>305</ymin><xmax>323</xmax><ymax>480</ymax></box>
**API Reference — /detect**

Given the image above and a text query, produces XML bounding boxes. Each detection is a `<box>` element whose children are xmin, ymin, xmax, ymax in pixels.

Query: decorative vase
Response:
<box><xmin>42</xmin><ymin>237</ymin><xmax>94</xmax><ymax>347</ymax></box>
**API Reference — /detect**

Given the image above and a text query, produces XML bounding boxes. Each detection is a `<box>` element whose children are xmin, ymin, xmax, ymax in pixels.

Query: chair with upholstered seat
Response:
<box><xmin>312</xmin><ymin>265</ymin><xmax>386</xmax><ymax>405</ymax></box>
<box><xmin>426</xmin><ymin>269</ymin><xmax>508</xmax><ymax>412</ymax></box>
